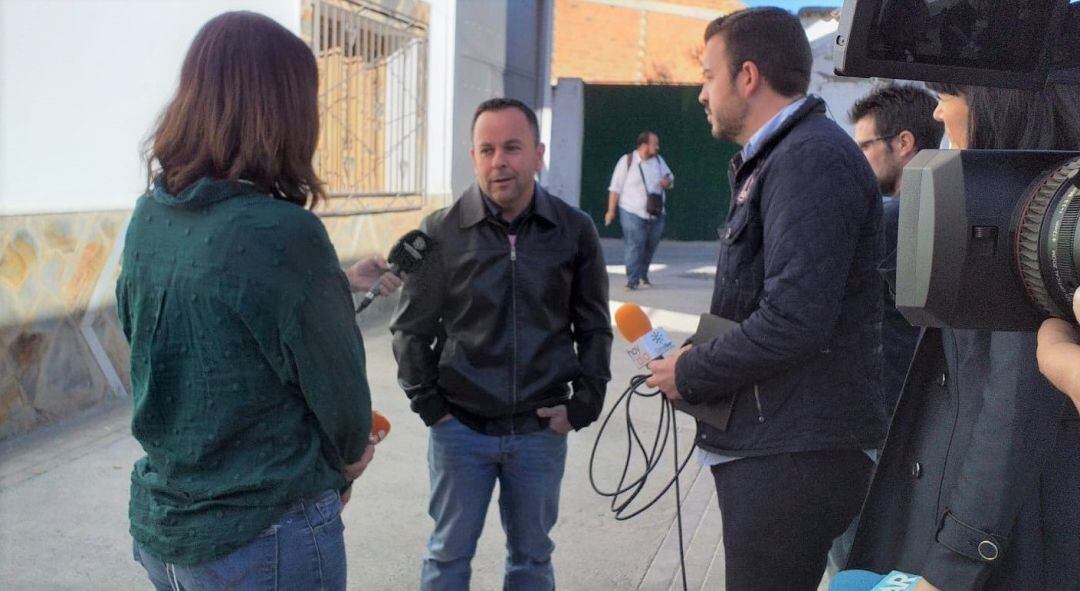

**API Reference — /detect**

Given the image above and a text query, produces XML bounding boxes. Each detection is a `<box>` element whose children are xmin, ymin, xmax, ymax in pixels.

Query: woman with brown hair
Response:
<box><xmin>117</xmin><ymin>11</ymin><xmax>392</xmax><ymax>590</ymax></box>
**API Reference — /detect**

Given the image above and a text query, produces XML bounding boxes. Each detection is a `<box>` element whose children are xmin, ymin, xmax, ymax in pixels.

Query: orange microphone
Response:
<box><xmin>614</xmin><ymin>302</ymin><xmax>674</xmax><ymax>367</ymax></box>
<box><xmin>370</xmin><ymin>410</ymin><xmax>392</xmax><ymax>444</ymax></box>
<box><xmin>614</xmin><ymin>301</ymin><xmax>653</xmax><ymax>342</ymax></box>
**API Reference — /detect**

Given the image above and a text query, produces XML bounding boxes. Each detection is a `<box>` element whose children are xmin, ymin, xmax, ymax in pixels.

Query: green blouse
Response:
<box><xmin>116</xmin><ymin>178</ymin><xmax>371</xmax><ymax>565</ymax></box>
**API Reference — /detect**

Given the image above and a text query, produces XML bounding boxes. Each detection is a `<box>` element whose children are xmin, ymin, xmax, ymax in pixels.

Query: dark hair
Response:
<box><xmin>849</xmin><ymin>85</ymin><xmax>944</xmax><ymax>151</ymax></box>
<box><xmin>145</xmin><ymin>11</ymin><xmax>324</xmax><ymax>208</ymax></box>
<box><xmin>703</xmin><ymin>8</ymin><xmax>811</xmax><ymax>97</ymax></box>
<box><xmin>471</xmin><ymin>98</ymin><xmax>540</xmax><ymax>145</ymax></box>
<box><xmin>927</xmin><ymin>82</ymin><xmax>1080</xmax><ymax>150</ymax></box>
<box><xmin>925</xmin><ymin>81</ymin><xmax>965</xmax><ymax>97</ymax></box>
<box><xmin>636</xmin><ymin>131</ymin><xmax>656</xmax><ymax>147</ymax></box>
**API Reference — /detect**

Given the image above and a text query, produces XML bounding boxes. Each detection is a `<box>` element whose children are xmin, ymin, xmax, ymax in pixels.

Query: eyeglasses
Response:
<box><xmin>856</xmin><ymin>135</ymin><xmax>897</xmax><ymax>150</ymax></box>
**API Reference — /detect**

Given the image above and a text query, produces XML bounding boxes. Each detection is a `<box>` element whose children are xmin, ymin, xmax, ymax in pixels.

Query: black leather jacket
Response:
<box><xmin>390</xmin><ymin>184</ymin><xmax>612</xmax><ymax>434</ymax></box>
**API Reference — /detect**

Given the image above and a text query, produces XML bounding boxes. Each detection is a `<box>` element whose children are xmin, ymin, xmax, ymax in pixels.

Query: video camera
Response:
<box><xmin>834</xmin><ymin>0</ymin><xmax>1080</xmax><ymax>330</ymax></box>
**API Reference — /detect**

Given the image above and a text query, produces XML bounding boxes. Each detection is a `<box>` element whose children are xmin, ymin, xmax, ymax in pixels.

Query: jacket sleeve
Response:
<box><xmin>389</xmin><ymin>215</ymin><xmax>450</xmax><ymax>426</ymax></box>
<box><xmin>920</xmin><ymin>331</ymin><xmax>1065</xmax><ymax>589</ymax></box>
<box><xmin>565</xmin><ymin>217</ymin><xmax>613</xmax><ymax>430</ymax></box>
<box><xmin>280</xmin><ymin>266</ymin><xmax>372</xmax><ymax>471</ymax></box>
<box><xmin>675</xmin><ymin>143</ymin><xmax>875</xmax><ymax>403</ymax></box>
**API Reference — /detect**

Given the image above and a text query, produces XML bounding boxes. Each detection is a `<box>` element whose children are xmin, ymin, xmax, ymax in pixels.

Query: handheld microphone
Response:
<box><xmin>595</xmin><ymin>302</ymin><xmax>694</xmax><ymax>591</ymax></box>
<box><xmin>355</xmin><ymin>229</ymin><xmax>436</xmax><ymax>314</ymax></box>
<box><xmin>616</xmin><ymin>302</ymin><xmax>737</xmax><ymax>431</ymax></box>
<box><xmin>614</xmin><ymin>302</ymin><xmax>675</xmax><ymax>367</ymax></box>
<box><xmin>829</xmin><ymin>570</ymin><xmax>922</xmax><ymax>591</ymax></box>
<box><xmin>370</xmin><ymin>410</ymin><xmax>391</xmax><ymax>444</ymax></box>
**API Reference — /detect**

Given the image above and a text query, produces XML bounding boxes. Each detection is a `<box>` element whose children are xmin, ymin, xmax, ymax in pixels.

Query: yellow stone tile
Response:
<box><xmin>0</xmin><ymin>233</ymin><xmax>37</xmax><ymax>289</ymax></box>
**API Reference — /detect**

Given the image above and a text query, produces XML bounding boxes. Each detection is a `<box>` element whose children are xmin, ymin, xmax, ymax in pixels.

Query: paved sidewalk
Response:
<box><xmin>0</xmin><ymin>240</ymin><xmax>836</xmax><ymax>590</ymax></box>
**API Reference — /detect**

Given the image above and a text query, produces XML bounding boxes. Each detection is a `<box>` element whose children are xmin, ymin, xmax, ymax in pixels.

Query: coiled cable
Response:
<box><xmin>588</xmin><ymin>374</ymin><xmax>698</xmax><ymax>591</ymax></box>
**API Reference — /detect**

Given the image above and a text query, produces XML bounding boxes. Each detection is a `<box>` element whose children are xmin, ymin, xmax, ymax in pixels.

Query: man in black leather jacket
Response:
<box><xmin>646</xmin><ymin>9</ymin><xmax>886</xmax><ymax>590</ymax></box>
<box><xmin>390</xmin><ymin>98</ymin><xmax>611</xmax><ymax>591</ymax></box>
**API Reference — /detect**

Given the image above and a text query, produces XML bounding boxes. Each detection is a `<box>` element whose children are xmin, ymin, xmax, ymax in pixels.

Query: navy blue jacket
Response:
<box><xmin>849</xmin><ymin>329</ymin><xmax>1079</xmax><ymax>590</ymax></box>
<box><xmin>675</xmin><ymin>97</ymin><xmax>887</xmax><ymax>455</ymax></box>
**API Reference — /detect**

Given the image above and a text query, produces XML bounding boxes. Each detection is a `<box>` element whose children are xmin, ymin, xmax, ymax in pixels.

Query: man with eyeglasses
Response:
<box><xmin>849</xmin><ymin>84</ymin><xmax>943</xmax><ymax>414</ymax></box>
<box><xmin>825</xmin><ymin>84</ymin><xmax>945</xmax><ymax>576</ymax></box>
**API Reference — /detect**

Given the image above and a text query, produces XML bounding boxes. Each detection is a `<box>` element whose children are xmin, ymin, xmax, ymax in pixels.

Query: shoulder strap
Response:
<box><xmin>615</xmin><ymin>153</ymin><xmax>633</xmax><ymax>193</ymax></box>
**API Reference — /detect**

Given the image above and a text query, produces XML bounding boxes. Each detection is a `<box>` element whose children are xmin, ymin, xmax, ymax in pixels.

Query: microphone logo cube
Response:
<box><xmin>626</xmin><ymin>328</ymin><xmax>674</xmax><ymax>368</ymax></box>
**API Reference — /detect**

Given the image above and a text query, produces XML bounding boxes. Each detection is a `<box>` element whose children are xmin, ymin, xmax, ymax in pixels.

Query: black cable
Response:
<box><xmin>589</xmin><ymin>374</ymin><xmax>697</xmax><ymax>591</ymax></box>
<box><xmin>672</xmin><ymin>400</ymin><xmax>689</xmax><ymax>591</ymax></box>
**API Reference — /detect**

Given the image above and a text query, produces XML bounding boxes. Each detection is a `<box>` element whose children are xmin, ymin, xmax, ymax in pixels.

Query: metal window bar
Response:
<box><xmin>310</xmin><ymin>0</ymin><xmax>427</xmax><ymax>216</ymax></box>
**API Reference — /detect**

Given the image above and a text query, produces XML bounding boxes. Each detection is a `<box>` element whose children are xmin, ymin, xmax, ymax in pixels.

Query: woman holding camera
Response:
<box><xmin>847</xmin><ymin>83</ymin><xmax>1080</xmax><ymax>591</ymax></box>
<box><xmin>118</xmin><ymin>11</ymin><xmax>391</xmax><ymax>590</ymax></box>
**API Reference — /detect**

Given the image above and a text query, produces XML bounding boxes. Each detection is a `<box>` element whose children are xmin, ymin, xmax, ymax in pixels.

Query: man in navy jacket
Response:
<box><xmin>647</xmin><ymin>8</ymin><xmax>887</xmax><ymax>590</ymax></box>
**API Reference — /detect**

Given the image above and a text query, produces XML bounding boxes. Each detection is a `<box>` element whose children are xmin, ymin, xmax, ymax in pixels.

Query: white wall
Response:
<box><xmin>0</xmin><ymin>0</ymin><xmax>301</xmax><ymax>215</ymax></box>
<box><xmin>806</xmin><ymin>19</ymin><xmax>878</xmax><ymax>136</ymax></box>
<box><xmin>448</xmin><ymin>0</ymin><xmax>552</xmax><ymax>199</ymax></box>
<box><xmin>546</xmin><ymin>78</ymin><xmax>584</xmax><ymax>207</ymax></box>
<box><xmin>424</xmin><ymin>0</ymin><xmax>456</xmax><ymax>202</ymax></box>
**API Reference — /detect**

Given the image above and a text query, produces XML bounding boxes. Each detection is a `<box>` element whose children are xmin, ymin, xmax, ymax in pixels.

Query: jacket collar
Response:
<box><xmin>458</xmin><ymin>183</ymin><xmax>558</xmax><ymax>229</ymax></box>
<box><xmin>731</xmin><ymin>95</ymin><xmax>827</xmax><ymax>180</ymax></box>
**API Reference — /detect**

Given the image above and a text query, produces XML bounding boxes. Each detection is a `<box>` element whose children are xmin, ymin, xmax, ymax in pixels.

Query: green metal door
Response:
<box><xmin>579</xmin><ymin>84</ymin><xmax>740</xmax><ymax>241</ymax></box>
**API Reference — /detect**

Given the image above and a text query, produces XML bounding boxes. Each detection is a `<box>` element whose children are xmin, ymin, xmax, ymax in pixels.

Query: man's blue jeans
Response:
<box><xmin>133</xmin><ymin>489</ymin><xmax>346</xmax><ymax>591</ymax></box>
<box><xmin>421</xmin><ymin>416</ymin><xmax>568</xmax><ymax>591</ymax></box>
<box><xmin>619</xmin><ymin>209</ymin><xmax>665</xmax><ymax>287</ymax></box>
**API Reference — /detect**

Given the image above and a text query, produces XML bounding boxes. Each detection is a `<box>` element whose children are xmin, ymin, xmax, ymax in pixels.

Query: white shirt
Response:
<box><xmin>608</xmin><ymin>151</ymin><xmax>674</xmax><ymax>219</ymax></box>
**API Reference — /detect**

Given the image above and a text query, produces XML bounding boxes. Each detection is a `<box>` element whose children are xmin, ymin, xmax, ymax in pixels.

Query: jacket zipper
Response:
<box><xmin>753</xmin><ymin>384</ymin><xmax>765</xmax><ymax>423</ymax></box>
<box><xmin>509</xmin><ymin>233</ymin><xmax>518</xmax><ymax>435</ymax></box>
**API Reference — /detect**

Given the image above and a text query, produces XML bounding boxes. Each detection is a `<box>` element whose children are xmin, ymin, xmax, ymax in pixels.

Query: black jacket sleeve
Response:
<box><xmin>389</xmin><ymin>214</ymin><xmax>450</xmax><ymax>426</ymax></box>
<box><xmin>921</xmin><ymin>331</ymin><xmax>1065</xmax><ymax>589</ymax></box>
<box><xmin>565</xmin><ymin>216</ymin><xmax>613</xmax><ymax>430</ymax></box>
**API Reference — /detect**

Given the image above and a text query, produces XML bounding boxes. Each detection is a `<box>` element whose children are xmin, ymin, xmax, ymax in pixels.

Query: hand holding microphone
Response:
<box><xmin>353</xmin><ymin>229</ymin><xmax>437</xmax><ymax>314</ymax></box>
<box><xmin>344</xmin><ymin>411</ymin><xmax>392</xmax><ymax>482</ymax></box>
<box><xmin>345</xmin><ymin>256</ymin><xmax>401</xmax><ymax>296</ymax></box>
<box><xmin>340</xmin><ymin>409</ymin><xmax>392</xmax><ymax>507</ymax></box>
<box><xmin>369</xmin><ymin>410</ymin><xmax>391</xmax><ymax>444</ymax></box>
<box><xmin>645</xmin><ymin>347</ymin><xmax>689</xmax><ymax>400</ymax></box>
<box><xmin>613</xmin><ymin>302</ymin><xmax>686</xmax><ymax>400</ymax></box>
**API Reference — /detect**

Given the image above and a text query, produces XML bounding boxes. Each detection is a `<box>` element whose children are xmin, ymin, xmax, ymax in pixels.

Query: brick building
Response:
<box><xmin>552</xmin><ymin>0</ymin><xmax>745</xmax><ymax>85</ymax></box>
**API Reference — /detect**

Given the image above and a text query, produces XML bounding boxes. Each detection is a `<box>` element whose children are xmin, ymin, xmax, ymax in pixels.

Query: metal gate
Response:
<box><xmin>309</xmin><ymin>0</ymin><xmax>427</xmax><ymax>216</ymax></box>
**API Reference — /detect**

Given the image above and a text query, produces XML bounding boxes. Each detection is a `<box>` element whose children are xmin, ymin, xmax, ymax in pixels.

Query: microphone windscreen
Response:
<box><xmin>615</xmin><ymin>302</ymin><xmax>653</xmax><ymax>342</ymax></box>
<box><xmin>828</xmin><ymin>570</ymin><xmax>886</xmax><ymax>591</ymax></box>
<box><xmin>370</xmin><ymin>410</ymin><xmax>392</xmax><ymax>444</ymax></box>
<box><xmin>388</xmin><ymin>229</ymin><xmax>435</xmax><ymax>273</ymax></box>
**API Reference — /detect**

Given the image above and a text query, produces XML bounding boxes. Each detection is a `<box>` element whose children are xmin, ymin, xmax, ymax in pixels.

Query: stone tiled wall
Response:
<box><xmin>0</xmin><ymin>212</ymin><xmax>130</xmax><ymax>440</ymax></box>
<box><xmin>0</xmin><ymin>205</ymin><xmax>432</xmax><ymax>441</ymax></box>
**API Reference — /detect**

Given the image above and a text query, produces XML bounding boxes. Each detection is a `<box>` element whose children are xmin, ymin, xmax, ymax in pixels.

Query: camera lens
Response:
<box><xmin>1016</xmin><ymin>156</ymin><xmax>1080</xmax><ymax>319</ymax></box>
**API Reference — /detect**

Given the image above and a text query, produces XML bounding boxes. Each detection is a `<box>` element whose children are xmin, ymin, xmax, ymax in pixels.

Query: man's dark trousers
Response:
<box><xmin>711</xmin><ymin>449</ymin><xmax>874</xmax><ymax>590</ymax></box>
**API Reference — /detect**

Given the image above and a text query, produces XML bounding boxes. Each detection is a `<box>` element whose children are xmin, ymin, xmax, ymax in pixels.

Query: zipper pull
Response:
<box><xmin>509</xmin><ymin>234</ymin><xmax>517</xmax><ymax>261</ymax></box>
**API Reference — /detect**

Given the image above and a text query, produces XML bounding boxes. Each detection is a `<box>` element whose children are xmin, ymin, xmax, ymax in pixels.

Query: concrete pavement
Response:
<box><xmin>0</xmin><ymin>239</ymin><xmax>829</xmax><ymax>590</ymax></box>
